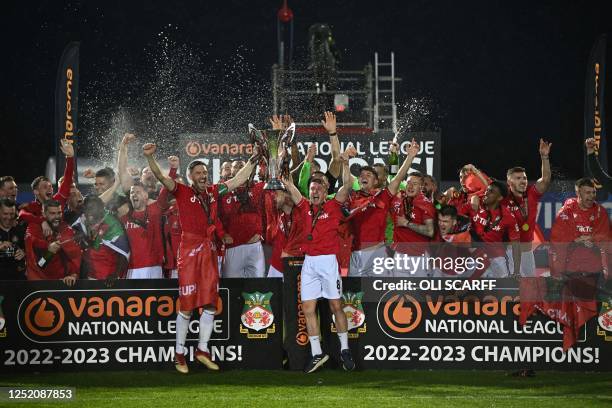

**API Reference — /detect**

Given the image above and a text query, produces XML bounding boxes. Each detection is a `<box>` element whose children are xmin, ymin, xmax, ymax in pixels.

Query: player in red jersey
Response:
<box><xmin>468</xmin><ymin>180</ymin><xmax>521</xmax><ymax>278</ymax></box>
<box><xmin>118</xmin><ymin>181</ymin><xmax>164</xmax><ymax>279</ymax></box>
<box><xmin>283</xmin><ymin>156</ymin><xmax>355</xmax><ymax>373</ymax></box>
<box><xmin>24</xmin><ymin>200</ymin><xmax>81</xmax><ymax>284</ymax></box>
<box><xmin>390</xmin><ymin>171</ymin><xmax>436</xmax><ymax>277</ymax></box>
<box><xmin>219</xmin><ymin>176</ymin><xmax>266</xmax><ymax>278</ymax></box>
<box><xmin>502</xmin><ymin>139</ymin><xmax>551</xmax><ymax>277</ymax></box>
<box><xmin>19</xmin><ymin>141</ymin><xmax>74</xmax><ymax>232</ymax></box>
<box><xmin>348</xmin><ymin>139</ymin><xmax>420</xmax><ymax>276</ymax></box>
<box><xmin>143</xmin><ymin>142</ymin><xmax>256</xmax><ymax>374</ymax></box>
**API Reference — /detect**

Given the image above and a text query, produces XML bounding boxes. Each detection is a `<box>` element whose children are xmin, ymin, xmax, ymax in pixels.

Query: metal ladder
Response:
<box><xmin>373</xmin><ymin>52</ymin><xmax>397</xmax><ymax>133</ymax></box>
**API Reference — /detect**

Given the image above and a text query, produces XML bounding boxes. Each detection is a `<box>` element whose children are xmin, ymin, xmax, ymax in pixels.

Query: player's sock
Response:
<box><xmin>175</xmin><ymin>311</ymin><xmax>191</xmax><ymax>355</ymax></box>
<box><xmin>198</xmin><ymin>310</ymin><xmax>215</xmax><ymax>353</ymax></box>
<box><xmin>309</xmin><ymin>336</ymin><xmax>322</xmax><ymax>356</ymax></box>
<box><xmin>337</xmin><ymin>331</ymin><xmax>349</xmax><ymax>351</ymax></box>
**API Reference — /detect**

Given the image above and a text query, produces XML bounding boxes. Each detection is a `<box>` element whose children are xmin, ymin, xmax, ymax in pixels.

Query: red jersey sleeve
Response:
<box><xmin>54</xmin><ymin>157</ymin><xmax>74</xmax><ymax>204</ymax></box>
<box><xmin>25</xmin><ymin>223</ymin><xmax>48</xmax><ymax>250</ymax></box>
<box><xmin>19</xmin><ymin>207</ymin><xmax>44</xmax><ymax>225</ymax></box>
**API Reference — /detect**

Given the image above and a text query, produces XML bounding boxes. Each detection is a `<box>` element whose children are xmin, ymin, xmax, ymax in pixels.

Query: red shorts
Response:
<box><xmin>177</xmin><ymin>232</ymin><xmax>219</xmax><ymax>311</ymax></box>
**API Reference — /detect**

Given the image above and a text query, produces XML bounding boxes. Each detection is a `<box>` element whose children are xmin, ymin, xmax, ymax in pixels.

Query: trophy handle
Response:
<box><xmin>280</xmin><ymin>123</ymin><xmax>296</xmax><ymax>148</ymax></box>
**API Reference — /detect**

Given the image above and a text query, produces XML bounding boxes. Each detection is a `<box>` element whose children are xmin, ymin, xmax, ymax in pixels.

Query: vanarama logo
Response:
<box><xmin>18</xmin><ymin>289</ymin><xmax>230</xmax><ymax>343</ymax></box>
<box><xmin>185</xmin><ymin>141</ymin><xmax>253</xmax><ymax>158</ymax></box>
<box><xmin>378</xmin><ymin>293</ymin><xmax>422</xmax><ymax>336</ymax></box>
<box><xmin>24</xmin><ymin>297</ymin><xmax>65</xmax><ymax>337</ymax></box>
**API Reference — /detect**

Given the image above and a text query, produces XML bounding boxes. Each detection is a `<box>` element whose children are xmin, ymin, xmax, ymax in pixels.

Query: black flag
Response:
<box><xmin>584</xmin><ymin>34</ymin><xmax>608</xmax><ymax>196</ymax></box>
<box><xmin>54</xmin><ymin>42</ymin><xmax>80</xmax><ymax>184</ymax></box>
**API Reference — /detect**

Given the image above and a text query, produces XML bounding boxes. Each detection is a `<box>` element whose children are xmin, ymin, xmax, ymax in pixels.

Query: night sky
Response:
<box><xmin>1</xmin><ymin>0</ymin><xmax>610</xmax><ymax>183</ymax></box>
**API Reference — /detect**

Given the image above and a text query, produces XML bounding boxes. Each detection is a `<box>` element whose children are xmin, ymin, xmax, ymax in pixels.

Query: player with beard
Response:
<box><xmin>390</xmin><ymin>172</ymin><xmax>436</xmax><ymax>277</ymax></box>
<box><xmin>502</xmin><ymin>139</ymin><xmax>552</xmax><ymax>277</ymax></box>
<box><xmin>283</xmin><ymin>155</ymin><xmax>355</xmax><ymax>373</ymax></box>
<box><xmin>143</xmin><ymin>141</ymin><xmax>256</xmax><ymax>374</ymax></box>
<box><xmin>446</xmin><ymin>164</ymin><xmax>490</xmax><ymax>211</ymax></box>
<box><xmin>19</xmin><ymin>141</ymin><xmax>74</xmax><ymax>229</ymax></box>
<box><xmin>347</xmin><ymin>139</ymin><xmax>420</xmax><ymax>277</ymax></box>
<box><xmin>468</xmin><ymin>180</ymin><xmax>521</xmax><ymax>278</ymax></box>
<box><xmin>25</xmin><ymin>200</ymin><xmax>81</xmax><ymax>285</ymax></box>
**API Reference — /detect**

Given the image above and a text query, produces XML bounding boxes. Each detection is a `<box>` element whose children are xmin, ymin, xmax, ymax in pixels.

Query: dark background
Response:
<box><xmin>1</xmin><ymin>0</ymin><xmax>610</xmax><ymax>183</ymax></box>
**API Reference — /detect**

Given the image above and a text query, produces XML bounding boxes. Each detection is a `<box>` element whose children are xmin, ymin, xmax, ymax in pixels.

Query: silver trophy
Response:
<box><xmin>248</xmin><ymin>123</ymin><xmax>296</xmax><ymax>190</ymax></box>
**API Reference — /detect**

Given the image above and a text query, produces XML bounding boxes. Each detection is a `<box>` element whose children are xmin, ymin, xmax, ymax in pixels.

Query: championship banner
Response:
<box><xmin>179</xmin><ymin>130</ymin><xmax>441</xmax><ymax>184</ymax></box>
<box><xmin>584</xmin><ymin>34</ymin><xmax>608</xmax><ymax>197</ymax></box>
<box><xmin>323</xmin><ymin>278</ymin><xmax>611</xmax><ymax>370</ymax></box>
<box><xmin>0</xmin><ymin>279</ymin><xmax>283</xmax><ymax>372</ymax></box>
<box><xmin>54</xmin><ymin>42</ymin><xmax>80</xmax><ymax>184</ymax></box>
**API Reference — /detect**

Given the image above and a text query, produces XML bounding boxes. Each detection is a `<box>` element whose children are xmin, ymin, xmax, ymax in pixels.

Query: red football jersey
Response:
<box><xmin>120</xmin><ymin>202</ymin><xmax>164</xmax><ymax>269</ymax></box>
<box><xmin>269</xmin><ymin>209</ymin><xmax>307</xmax><ymax>272</ymax></box>
<box><xmin>469</xmin><ymin>204</ymin><xmax>520</xmax><ymax>258</ymax></box>
<box><xmin>348</xmin><ymin>189</ymin><xmax>393</xmax><ymax>250</ymax></box>
<box><xmin>501</xmin><ymin>184</ymin><xmax>543</xmax><ymax>243</ymax></box>
<box><xmin>390</xmin><ymin>192</ymin><xmax>435</xmax><ymax>255</ymax></box>
<box><xmin>219</xmin><ymin>182</ymin><xmax>265</xmax><ymax>247</ymax></box>
<box><xmin>172</xmin><ymin>183</ymin><xmax>221</xmax><ymax>237</ymax></box>
<box><xmin>297</xmin><ymin>198</ymin><xmax>344</xmax><ymax>256</ymax></box>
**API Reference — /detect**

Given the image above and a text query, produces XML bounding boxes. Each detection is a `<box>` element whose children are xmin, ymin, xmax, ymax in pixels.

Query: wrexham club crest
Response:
<box><xmin>240</xmin><ymin>292</ymin><xmax>276</xmax><ymax>339</ymax></box>
<box><xmin>597</xmin><ymin>297</ymin><xmax>612</xmax><ymax>342</ymax></box>
<box><xmin>332</xmin><ymin>291</ymin><xmax>366</xmax><ymax>338</ymax></box>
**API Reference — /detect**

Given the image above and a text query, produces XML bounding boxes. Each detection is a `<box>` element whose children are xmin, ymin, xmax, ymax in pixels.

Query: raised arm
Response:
<box><xmin>282</xmin><ymin>176</ymin><xmax>303</xmax><ymax>205</ymax></box>
<box><xmin>334</xmin><ymin>158</ymin><xmax>353</xmax><ymax>203</ymax></box>
<box><xmin>388</xmin><ymin>139</ymin><xmax>420</xmax><ymax>196</ymax></box>
<box><xmin>56</xmin><ymin>140</ymin><xmax>75</xmax><ymax>201</ymax></box>
<box><xmin>224</xmin><ymin>155</ymin><xmax>257</xmax><ymax>193</ymax></box>
<box><xmin>118</xmin><ymin>133</ymin><xmax>136</xmax><ymax>193</ymax></box>
<box><xmin>142</xmin><ymin>143</ymin><xmax>176</xmax><ymax>192</ymax></box>
<box><xmin>99</xmin><ymin>175</ymin><xmax>121</xmax><ymax>205</ymax></box>
<box><xmin>535</xmin><ymin>138</ymin><xmax>552</xmax><ymax>194</ymax></box>
<box><xmin>321</xmin><ymin>111</ymin><xmax>341</xmax><ymax>178</ymax></box>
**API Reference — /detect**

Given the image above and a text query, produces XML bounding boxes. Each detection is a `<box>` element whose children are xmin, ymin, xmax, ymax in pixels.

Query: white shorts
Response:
<box><xmin>481</xmin><ymin>256</ymin><xmax>510</xmax><ymax>278</ymax></box>
<box><xmin>222</xmin><ymin>241</ymin><xmax>266</xmax><ymax>278</ymax></box>
<box><xmin>505</xmin><ymin>247</ymin><xmax>536</xmax><ymax>277</ymax></box>
<box><xmin>301</xmin><ymin>254</ymin><xmax>342</xmax><ymax>301</ymax></box>
<box><xmin>170</xmin><ymin>269</ymin><xmax>178</xmax><ymax>279</ymax></box>
<box><xmin>393</xmin><ymin>252</ymin><xmax>431</xmax><ymax>278</ymax></box>
<box><xmin>349</xmin><ymin>244</ymin><xmax>389</xmax><ymax>277</ymax></box>
<box><xmin>267</xmin><ymin>264</ymin><xmax>283</xmax><ymax>279</ymax></box>
<box><xmin>126</xmin><ymin>266</ymin><xmax>163</xmax><ymax>279</ymax></box>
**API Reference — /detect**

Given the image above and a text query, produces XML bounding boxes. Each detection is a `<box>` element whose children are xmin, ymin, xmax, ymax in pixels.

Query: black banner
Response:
<box><xmin>0</xmin><ymin>279</ymin><xmax>283</xmax><ymax>372</ymax></box>
<box><xmin>584</xmin><ymin>34</ymin><xmax>608</xmax><ymax>193</ymax></box>
<box><xmin>326</xmin><ymin>278</ymin><xmax>611</xmax><ymax>370</ymax></box>
<box><xmin>179</xmin><ymin>130</ymin><xmax>441</xmax><ymax>184</ymax></box>
<box><xmin>282</xmin><ymin>258</ymin><xmax>310</xmax><ymax>370</ymax></box>
<box><xmin>54</xmin><ymin>42</ymin><xmax>80</xmax><ymax>184</ymax></box>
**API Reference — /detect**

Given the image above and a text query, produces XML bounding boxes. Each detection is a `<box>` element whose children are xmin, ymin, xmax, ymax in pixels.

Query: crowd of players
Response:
<box><xmin>0</xmin><ymin>113</ymin><xmax>610</xmax><ymax>373</ymax></box>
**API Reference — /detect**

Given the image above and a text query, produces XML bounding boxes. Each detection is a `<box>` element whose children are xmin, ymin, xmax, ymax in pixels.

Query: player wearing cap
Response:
<box><xmin>283</xmin><ymin>155</ymin><xmax>354</xmax><ymax>373</ymax></box>
<box><xmin>502</xmin><ymin>139</ymin><xmax>551</xmax><ymax>277</ymax></box>
<box><xmin>143</xmin><ymin>142</ymin><xmax>256</xmax><ymax>374</ymax></box>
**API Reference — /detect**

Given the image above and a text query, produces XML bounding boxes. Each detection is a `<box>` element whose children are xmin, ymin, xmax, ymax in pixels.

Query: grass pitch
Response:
<box><xmin>1</xmin><ymin>369</ymin><xmax>611</xmax><ymax>407</ymax></box>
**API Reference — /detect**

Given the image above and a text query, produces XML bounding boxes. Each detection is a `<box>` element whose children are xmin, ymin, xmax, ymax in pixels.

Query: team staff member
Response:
<box><xmin>25</xmin><ymin>200</ymin><xmax>81</xmax><ymax>285</ymax></box>
<box><xmin>348</xmin><ymin>139</ymin><xmax>420</xmax><ymax>276</ymax></box>
<box><xmin>143</xmin><ymin>142</ymin><xmax>256</xmax><ymax>374</ymax></box>
<box><xmin>283</xmin><ymin>156</ymin><xmax>355</xmax><ymax>373</ymax></box>
<box><xmin>502</xmin><ymin>139</ymin><xmax>551</xmax><ymax>277</ymax></box>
